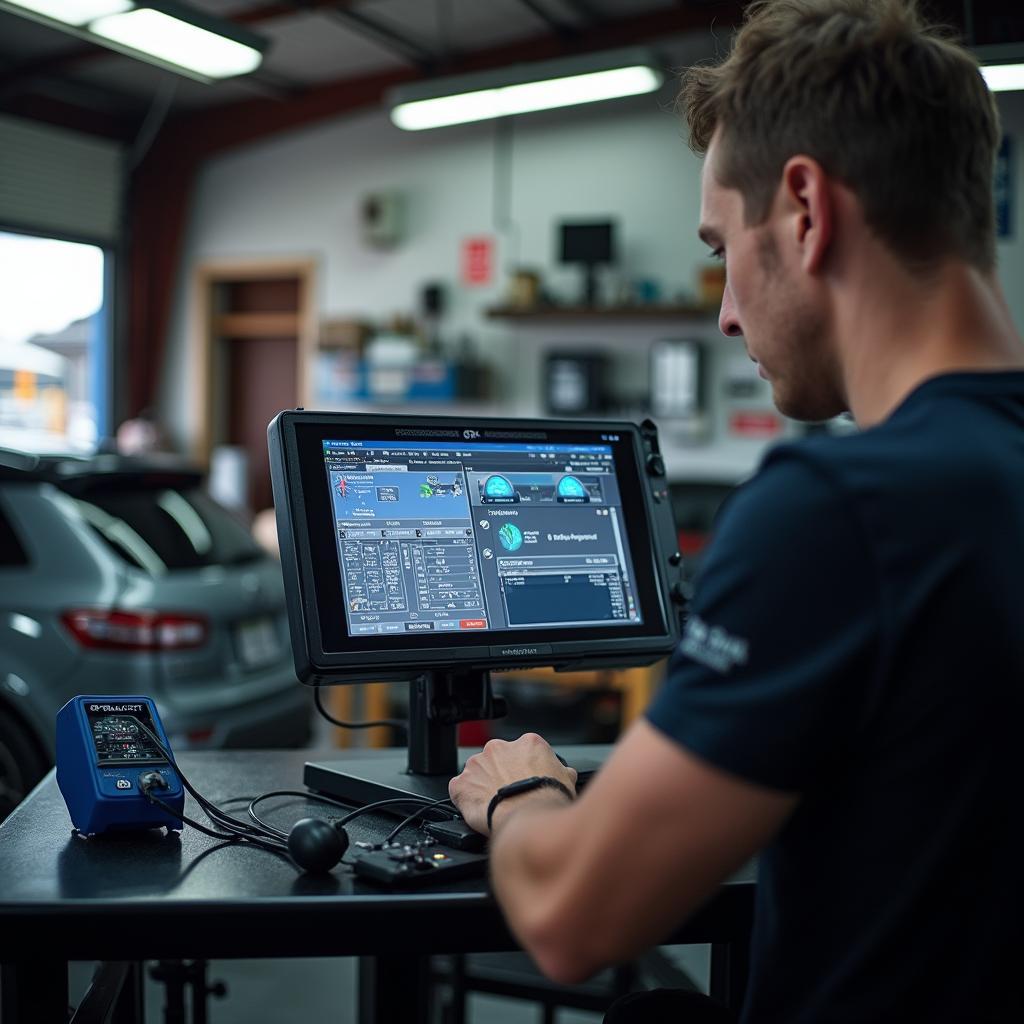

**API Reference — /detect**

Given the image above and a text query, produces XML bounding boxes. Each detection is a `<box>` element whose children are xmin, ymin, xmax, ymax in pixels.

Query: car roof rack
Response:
<box><xmin>48</xmin><ymin>454</ymin><xmax>204</xmax><ymax>495</ymax></box>
<box><xmin>0</xmin><ymin>448</ymin><xmax>42</xmax><ymax>481</ymax></box>
<box><xmin>0</xmin><ymin>448</ymin><xmax>203</xmax><ymax>492</ymax></box>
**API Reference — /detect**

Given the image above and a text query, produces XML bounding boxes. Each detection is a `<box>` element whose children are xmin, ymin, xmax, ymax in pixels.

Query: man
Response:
<box><xmin>448</xmin><ymin>1</ymin><xmax>1024</xmax><ymax>1021</ymax></box>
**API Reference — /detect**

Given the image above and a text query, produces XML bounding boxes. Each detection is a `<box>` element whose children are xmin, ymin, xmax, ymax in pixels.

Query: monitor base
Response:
<box><xmin>305</xmin><ymin>752</ymin><xmax>452</xmax><ymax>806</ymax></box>
<box><xmin>304</xmin><ymin>744</ymin><xmax>611</xmax><ymax>811</ymax></box>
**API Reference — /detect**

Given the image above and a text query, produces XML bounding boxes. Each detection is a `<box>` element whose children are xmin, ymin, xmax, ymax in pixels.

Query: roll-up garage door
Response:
<box><xmin>0</xmin><ymin>114</ymin><xmax>122</xmax><ymax>243</ymax></box>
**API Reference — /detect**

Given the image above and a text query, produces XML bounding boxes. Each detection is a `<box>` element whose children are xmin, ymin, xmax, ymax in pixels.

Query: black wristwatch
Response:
<box><xmin>486</xmin><ymin>776</ymin><xmax>574</xmax><ymax>832</ymax></box>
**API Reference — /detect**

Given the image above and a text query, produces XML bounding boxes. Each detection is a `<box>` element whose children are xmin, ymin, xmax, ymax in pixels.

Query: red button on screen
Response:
<box><xmin>460</xmin><ymin>619</ymin><xmax>487</xmax><ymax>629</ymax></box>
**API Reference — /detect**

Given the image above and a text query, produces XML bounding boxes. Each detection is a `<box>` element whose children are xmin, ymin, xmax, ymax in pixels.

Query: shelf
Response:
<box><xmin>213</xmin><ymin>312</ymin><xmax>301</xmax><ymax>337</ymax></box>
<box><xmin>485</xmin><ymin>304</ymin><xmax>715</xmax><ymax>322</ymax></box>
<box><xmin>313</xmin><ymin>398</ymin><xmax>498</xmax><ymax>417</ymax></box>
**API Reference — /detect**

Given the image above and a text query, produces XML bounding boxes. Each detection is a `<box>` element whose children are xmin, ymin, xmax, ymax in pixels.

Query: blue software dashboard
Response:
<box><xmin>322</xmin><ymin>439</ymin><xmax>643</xmax><ymax>637</ymax></box>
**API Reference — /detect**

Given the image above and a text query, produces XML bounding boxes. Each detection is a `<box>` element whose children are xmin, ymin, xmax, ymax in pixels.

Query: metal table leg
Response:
<box><xmin>67</xmin><ymin>961</ymin><xmax>145</xmax><ymax>1024</ymax></box>
<box><xmin>358</xmin><ymin>955</ymin><xmax>430</xmax><ymax>1024</ymax></box>
<box><xmin>709</xmin><ymin>937</ymin><xmax>751</xmax><ymax>1011</ymax></box>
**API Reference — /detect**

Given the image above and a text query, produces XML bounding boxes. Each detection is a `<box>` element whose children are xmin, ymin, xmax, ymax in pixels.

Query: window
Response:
<box><xmin>0</xmin><ymin>230</ymin><xmax>109</xmax><ymax>454</ymax></box>
<box><xmin>71</xmin><ymin>486</ymin><xmax>264</xmax><ymax>575</ymax></box>
<box><xmin>0</xmin><ymin>500</ymin><xmax>29</xmax><ymax>568</ymax></box>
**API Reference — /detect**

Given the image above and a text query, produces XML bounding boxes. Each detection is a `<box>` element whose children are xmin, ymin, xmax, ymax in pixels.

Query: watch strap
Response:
<box><xmin>486</xmin><ymin>775</ymin><xmax>574</xmax><ymax>832</ymax></box>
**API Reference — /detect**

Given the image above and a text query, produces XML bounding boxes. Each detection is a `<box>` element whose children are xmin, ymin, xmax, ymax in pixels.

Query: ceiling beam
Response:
<box><xmin>0</xmin><ymin>90</ymin><xmax>137</xmax><ymax>140</ymax></box>
<box><xmin>325</xmin><ymin>7</ymin><xmax>439</xmax><ymax>70</ymax></box>
<box><xmin>0</xmin><ymin>35</ymin><xmax>106</xmax><ymax>93</ymax></box>
<box><xmin>558</xmin><ymin>0</ymin><xmax>603</xmax><ymax>29</ymax></box>
<box><xmin>516</xmin><ymin>0</ymin><xmax>576</xmax><ymax>37</ymax></box>
<box><xmin>228</xmin><ymin>0</ymin><xmax>361</xmax><ymax>24</ymax></box>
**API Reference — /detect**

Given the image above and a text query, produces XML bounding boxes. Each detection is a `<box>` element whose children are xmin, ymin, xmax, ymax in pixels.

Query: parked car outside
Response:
<box><xmin>0</xmin><ymin>448</ymin><xmax>312</xmax><ymax>822</ymax></box>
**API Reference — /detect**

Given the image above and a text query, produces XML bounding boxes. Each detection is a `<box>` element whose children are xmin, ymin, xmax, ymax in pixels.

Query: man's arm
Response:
<box><xmin>449</xmin><ymin>721</ymin><xmax>797</xmax><ymax>985</ymax></box>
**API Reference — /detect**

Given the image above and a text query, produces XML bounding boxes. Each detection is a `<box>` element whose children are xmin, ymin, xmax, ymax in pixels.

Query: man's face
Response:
<box><xmin>698</xmin><ymin>136</ymin><xmax>844</xmax><ymax>421</ymax></box>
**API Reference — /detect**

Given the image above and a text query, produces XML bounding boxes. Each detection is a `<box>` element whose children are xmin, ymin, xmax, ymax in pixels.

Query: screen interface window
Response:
<box><xmin>86</xmin><ymin>704</ymin><xmax>166</xmax><ymax>765</ymax></box>
<box><xmin>322</xmin><ymin>439</ymin><xmax>643</xmax><ymax>637</ymax></box>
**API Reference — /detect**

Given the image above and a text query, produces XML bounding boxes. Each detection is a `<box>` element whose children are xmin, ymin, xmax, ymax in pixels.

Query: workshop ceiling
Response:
<box><xmin>0</xmin><ymin>2</ymin><xmax>736</xmax><ymax>132</ymax></box>
<box><xmin>0</xmin><ymin>0</ymin><xmax>1022</xmax><ymax>143</ymax></box>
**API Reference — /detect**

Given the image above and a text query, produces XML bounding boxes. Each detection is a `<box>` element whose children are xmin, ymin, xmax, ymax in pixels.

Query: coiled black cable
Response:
<box><xmin>313</xmin><ymin>684</ymin><xmax>408</xmax><ymax>736</ymax></box>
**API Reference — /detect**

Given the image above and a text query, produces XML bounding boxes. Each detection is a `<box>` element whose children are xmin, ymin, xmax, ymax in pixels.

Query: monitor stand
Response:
<box><xmin>581</xmin><ymin>260</ymin><xmax>600</xmax><ymax>307</ymax></box>
<box><xmin>303</xmin><ymin>670</ymin><xmax>506</xmax><ymax>809</ymax></box>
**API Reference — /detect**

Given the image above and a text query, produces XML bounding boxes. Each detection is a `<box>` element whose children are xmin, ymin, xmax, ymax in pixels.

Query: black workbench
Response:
<box><xmin>0</xmin><ymin>749</ymin><xmax>755</xmax><ymax>1023</ymax></box>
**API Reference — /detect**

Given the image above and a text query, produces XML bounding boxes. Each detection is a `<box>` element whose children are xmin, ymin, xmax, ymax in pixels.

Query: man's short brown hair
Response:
<box><xmin>681</xmin><ymin>0</ymin><xmax>1000</xmax><ymax>272</ymax></box>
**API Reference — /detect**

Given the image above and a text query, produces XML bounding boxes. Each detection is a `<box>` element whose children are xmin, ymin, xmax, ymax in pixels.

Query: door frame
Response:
<box><xmin>191</xmin><ymin>258</ymin><xmax>317</xmax><ymax>468</ymax></box>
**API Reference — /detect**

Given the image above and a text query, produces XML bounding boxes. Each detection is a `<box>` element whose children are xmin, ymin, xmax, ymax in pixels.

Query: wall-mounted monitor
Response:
<box><xmin>559</xmin><ymin>220</ymin><xmax>616</xmax><ymax>305</ymax></box>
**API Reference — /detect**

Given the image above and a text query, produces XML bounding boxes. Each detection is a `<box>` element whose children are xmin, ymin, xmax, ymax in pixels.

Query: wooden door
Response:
<box><xmin>227</xmin><ymin>334</ymin><xmax>297</xmax><ymax>512</ymax></box>
<box><xmin>192</xmin><ymin>260</ymin><xmax>315</xmax><ymax>512</ymax></box>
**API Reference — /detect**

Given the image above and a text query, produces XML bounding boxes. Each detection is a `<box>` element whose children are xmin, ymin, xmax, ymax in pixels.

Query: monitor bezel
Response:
<box><xmin>270</xmin><ymin>410</ymin><xmax>677</xmax><ymax>683</ymax></box>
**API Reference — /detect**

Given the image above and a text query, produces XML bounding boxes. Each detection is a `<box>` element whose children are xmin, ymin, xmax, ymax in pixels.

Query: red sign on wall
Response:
<box><xmin>461</xmin><ymin>236</ymin><xmax>493</xmax><ymax>286</ymax></box>
<box><xmin>729</xmin><ymin>411</ymin><xmax>783</xmax><ymax>438</ymax></box>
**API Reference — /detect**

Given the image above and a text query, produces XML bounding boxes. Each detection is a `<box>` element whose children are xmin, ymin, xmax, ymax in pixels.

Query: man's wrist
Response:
<box><xmin>490</xmin><ymin>785</ymin><xmax>572</xmax><ymax>832</ymax></box>
<box><xmin>487</xmin><ymin>776</ymin><xmax>574</xmax><ymax>833</ymax></box>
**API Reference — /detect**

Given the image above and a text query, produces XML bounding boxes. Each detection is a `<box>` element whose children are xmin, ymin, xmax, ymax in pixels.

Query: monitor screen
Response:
<box><xmin>86</xmin><ymin>703</ymin><xmax>167</xmax><ymax>766</ymax></box>
<box><xmin>560</xmin><ymin>222</ymin><xmax>615</xmax><ymax>264</ymax></box>
<box><xmin>323</xmin><ymin>438</ymin><xmax>642</xmax><ymax>637</ymax></box>
<box><xmin>270</xmin><ymin>413</ymin><xmax>681</xmax><ymax>682</ymax></box>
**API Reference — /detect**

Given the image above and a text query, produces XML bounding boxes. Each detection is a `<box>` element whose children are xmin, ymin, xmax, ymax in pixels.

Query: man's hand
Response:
<box><xmin>449</xmin><ymin>733</ymin><xmax>578</xmax><ymax>835</ymax></box>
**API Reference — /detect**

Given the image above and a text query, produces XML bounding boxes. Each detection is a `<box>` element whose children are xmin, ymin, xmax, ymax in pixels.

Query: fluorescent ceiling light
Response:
<box><xmin>389</xmin><ymin>48</ymin><xmax>665</xmax><ymax>131</ymax></box>
<box><xmin>0</xmin><ymin>0</ymin><xmax>267</xmax><ymax>82</ymax></box>
<box><xmin>981</xmin><ymin>63</ymin><xmax>1024</xmax><ymax>92</ymax></box>
<box><xmin>91</xmin><ymin>7</ymin><xmax>262</xmax><ymax>79</ymax></box>
<box><xmin>2</xmin><ymin>0</ymin><xmax>131</xmax><ymax>26</ymax></box>
<box><xmin>393</xmin><ymin>66</ymin><xmax>662</xmax><ymax>130</ymax></box>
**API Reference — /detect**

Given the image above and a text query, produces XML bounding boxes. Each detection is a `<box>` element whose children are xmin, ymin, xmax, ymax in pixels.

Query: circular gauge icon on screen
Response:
<box><xmin>483</xmin><ymin>475</ymin><xmax>515</xmax><ymax>499</ymax></box>
<box><xmin>557</xmin><ymin>475</ymin><xmax>588</xmax><ymax>499</ymax></box>
<box><xmin>498</xmin><ymin>523</ymin><xmax>524</xmax><ymax>552</ymax></box>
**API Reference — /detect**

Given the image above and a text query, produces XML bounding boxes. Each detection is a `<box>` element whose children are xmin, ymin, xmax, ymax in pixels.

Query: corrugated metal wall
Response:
<box><xmin>0</xmin><ymin>114</ymin><xmax>122</xmax><ymax>243</ymax></box>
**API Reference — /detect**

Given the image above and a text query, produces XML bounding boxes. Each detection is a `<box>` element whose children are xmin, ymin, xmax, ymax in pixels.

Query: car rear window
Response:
<box><xmin>0</xmin><ymin>499</ymin><xmax>29</xmax><ymax>567</ymax></box>
<box><xmin>72</xmin><ymin>486</ymin><xmax>265</xmax><ymax>574</ymax></box>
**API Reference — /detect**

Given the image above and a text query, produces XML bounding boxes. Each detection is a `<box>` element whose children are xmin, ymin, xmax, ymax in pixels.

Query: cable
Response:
<box><xmin>247</xmin><ymin>791</ymin><xmax>454</xmax><ymax>843</ymax></box>
<box><xmin>129</xmin><ymin>718</ymin><xmax>292</xmax><ymax>854</ymax></box>
<box><xmin>383</xmin><ymin>797</ymin><xmax>457</xmax><ymax>845</ymax></box>
<box><xmin>339</xmin><ymin>796</ymin><xmax>453</xmax><ymax>831</ymax></box>
<box><xmin>245</xmin><ymin>790</ymin><xmax>358</xmax><ymax>840</ymax></box>
<box><xmin>313</xmin><ymin>684</ymin><xmax>408</xmax><ymax>735</ymax></box>
<box><xmin>129</xmin><ymin>716</ymin><xmax>455</xmax><ymax>871</ymax></box>
<box><xmin>144</xmin><ymin>791</ymin><xmax>287</xmax><ymax>855</ymax></box>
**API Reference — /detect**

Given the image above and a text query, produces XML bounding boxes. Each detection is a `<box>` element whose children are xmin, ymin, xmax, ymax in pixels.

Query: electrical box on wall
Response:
<box><xmin>360</xmin><ymin>191</ymin><xmax>404</xmax><ymax>249</ymax></box>
<box><xmin>544</xmin><ymin>351</ymin><xmax>609</xmax><ymax>415</ymax></box>
<box><xmin>650</xmin><ymin>339</ymin><xmax>703</xmax><ymax>419</ymax></box>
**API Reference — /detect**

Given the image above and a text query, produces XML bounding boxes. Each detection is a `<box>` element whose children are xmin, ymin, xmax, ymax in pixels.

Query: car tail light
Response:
<box><xmin>61</xmin><ymin>609</ymin><xmax>208</xmax><ymax>651</ymax></box>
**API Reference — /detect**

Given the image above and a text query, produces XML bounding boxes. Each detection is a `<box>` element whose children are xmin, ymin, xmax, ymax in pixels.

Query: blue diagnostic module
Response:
<box><xmin>56</xmin><ymin>695</ymin><xmax>184</xmax><ymax>836</ymax></box>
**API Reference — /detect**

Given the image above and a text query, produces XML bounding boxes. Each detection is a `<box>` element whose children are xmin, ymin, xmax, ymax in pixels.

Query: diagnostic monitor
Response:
<box><xmin>269</xmin><ymin>412</ymin><xmax>683</xmax><ymax>683</ymax></box>
<box><xmin>269</xmin><ymin>412</ymin><xmax>685</xmax><ymax>806</ymax></box>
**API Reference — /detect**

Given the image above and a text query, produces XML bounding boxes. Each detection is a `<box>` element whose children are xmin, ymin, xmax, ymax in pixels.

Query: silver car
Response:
<box><xmin>0</xmin><ymin>448</ymin><xmax>311</xmax><ymax>821</ymax></box>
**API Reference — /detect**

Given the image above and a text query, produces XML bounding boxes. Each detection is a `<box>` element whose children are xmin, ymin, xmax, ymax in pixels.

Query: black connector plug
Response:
<box><xmin>139</xmin><ymin>771</ymin><xmax>169</xmax><ymax>792</ymax></box>
<box><xmin>422</xmin><ymin>818</ymin><xmax>487</xmax><ymax>851</ymax></box>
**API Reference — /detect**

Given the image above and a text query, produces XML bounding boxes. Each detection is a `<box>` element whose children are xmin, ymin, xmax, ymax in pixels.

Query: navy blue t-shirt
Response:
<box><xmin>647</xmin><ymin>371</ymin><xmax>1024</xmax><ymax>1023</ymax></box>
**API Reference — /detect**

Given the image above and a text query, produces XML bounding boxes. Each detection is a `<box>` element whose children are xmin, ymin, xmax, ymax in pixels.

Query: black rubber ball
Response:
<box><xmin>286</xmin><ymin>817</ymin><xmax>348</xmax><ymax>873</ymax></box>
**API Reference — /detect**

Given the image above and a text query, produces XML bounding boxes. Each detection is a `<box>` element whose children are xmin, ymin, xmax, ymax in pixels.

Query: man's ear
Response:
<box><xmin>781</xmin><ymin>156</ymin><xmax>832</xmax><ymax>275</ymax></box>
